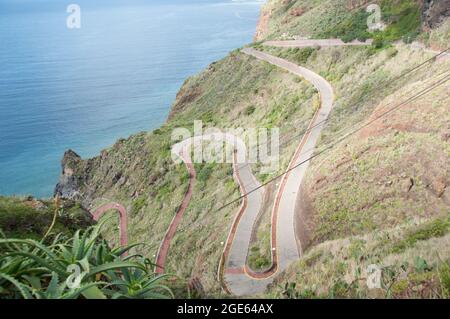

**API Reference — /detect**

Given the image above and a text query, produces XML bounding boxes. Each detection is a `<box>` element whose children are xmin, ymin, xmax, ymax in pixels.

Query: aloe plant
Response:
<box><xmin>0</xmin><ymin>221</ymin><xmax>174</xmax><ymax>299</ymax></box>
<box><xmin>104</xmin><ymin>269</ymin><xmax>174</xmax><ymax>299</ymax></box>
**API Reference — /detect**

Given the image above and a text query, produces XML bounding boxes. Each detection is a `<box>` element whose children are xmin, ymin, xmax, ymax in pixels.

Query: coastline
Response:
<box><xmin>0</xmin><ymin>1</ymin><xmax>262</xmax><ymax>198</ymax></box>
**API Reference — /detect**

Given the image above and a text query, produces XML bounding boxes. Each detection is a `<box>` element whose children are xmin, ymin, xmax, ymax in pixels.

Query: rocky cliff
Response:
<box><xmin>254</xmin><ymin>0</ymin><xmax>274</xmax><ymax>41</ymax></box>
<box><xmin>52</xmin><ymin>0</ymin><xmax>450</xmax><ymax>298</ymax></box>
<box><xmin>54</xmin><ymin>149</ymin><xmax>84</xmax><ymax>200</ymax></box>
<box><xmin>421</xmin><ymin>0</ymin><xmax>450</xmax><ymax>29</ymax></box>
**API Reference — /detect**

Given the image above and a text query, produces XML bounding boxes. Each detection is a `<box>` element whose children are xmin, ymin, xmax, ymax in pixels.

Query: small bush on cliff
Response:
<box><xmin>292</xmin><ymin>47</ymin><xmax>318</xmax><ymax>64</ymax></box>
<box><xmin>370</xmin><ymin>0</ymin><xmax>421</xmax><ymax>47</ymax></box>
<box><xmin>317</xmin><ymin>9</ymin><xmax>371</xmax><ymax>42</ymax></box>
<box><xmin>245</xmin><ymin>105</ymin><xmax>256</xmax><ymax>116</ymax></box>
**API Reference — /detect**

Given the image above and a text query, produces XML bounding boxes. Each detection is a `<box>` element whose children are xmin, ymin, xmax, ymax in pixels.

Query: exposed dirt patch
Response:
<box><xmin>254</xmin><ymin>4</ymin><xmax>271</xmax><ymax>42</ymax></box>
<box><xmin>168</xmin><ymin>84</ymin><xmax>203</xmax><ymax>120</ymax></box>
<box><xmin>290</xmin><ymin>8</ymin><xmax>305</xmax><ymax>17</ymax></box>
<box><xmin>302</xmin><ymin>79</ymin><xmax>450</xmax><ymax>245</ymax></box>
<box><xmin>359</xmin><ymin>102</ymin><xmax>439</xmax><ymax>140</ymax></box>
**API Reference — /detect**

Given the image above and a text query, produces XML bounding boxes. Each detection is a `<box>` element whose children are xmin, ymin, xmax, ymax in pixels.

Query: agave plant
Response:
<box><xmin>103</xmin><ymin>267</ymin><xmax>174</xmax><ymax>299</ymax></box>
<box><xmin>0</xmin><ymin>271</ymin><xmax>105</xmax><ymax>299</ymax></box>
<box><xmin>0</xmin><ymin>220</ymin><xmax>174</xmax><ymax>299</ymax></box>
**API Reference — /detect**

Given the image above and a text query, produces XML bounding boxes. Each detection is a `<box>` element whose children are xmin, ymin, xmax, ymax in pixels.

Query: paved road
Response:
<box><xmin>221</xmin><ymin>40</ymin><xmax>447</xmax><ymax>295</ymax></box>
<box><xmin>92</xmin><ymin>203</ymin><xmax>128</xmax><ymax>247</ymax></box>
<box><xmin>263</xmin><ymin>38</ymin><xmax>372</xmax><ymax>48</ymax></box>
<box><xmin>93</xmin><ymin>39</ymin><xmax>446</xmax><ymax>295</ymax></box>
<box><xmin>155</xmin><ymin>45</ymin><xmax>334</xmax><ymax>296</ymax></box>
<box><xmin>155</xmin><ymin>147</ymin><xmax>196</xmax><ymax>274</ymax></box>
<box><xmin>155</xmin><ymin>133</ymin><xmax>262</xmax><ymax>275</ymax></box>
<box><xmin>220</xmin><ymin>48</ymin><xmax>334</xmax><ymax>296</ymax></box>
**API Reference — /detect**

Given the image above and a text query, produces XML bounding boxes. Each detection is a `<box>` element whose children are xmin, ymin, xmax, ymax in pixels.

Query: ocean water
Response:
<box><xmin>0</xmin><ymin>0</ymin><xmax>262</xmax><ymax>197</ymax></box>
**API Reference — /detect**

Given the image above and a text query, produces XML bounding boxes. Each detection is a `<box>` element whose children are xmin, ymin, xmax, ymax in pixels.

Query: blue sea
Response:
<box><xmin>0</xmin><ymin>0</ymin><xmax>262</xmax><ymax>197</ymax></box>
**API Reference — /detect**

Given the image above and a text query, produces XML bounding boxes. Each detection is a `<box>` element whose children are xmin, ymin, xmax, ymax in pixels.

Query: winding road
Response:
<box><xmin>155</xmin><ymin>133</ymin><xmax>254</xmax><ymax>274</ymax></box>
<box><xmin>92</xmin><ymin>203</ymin><xmax>128</xmax><ymax>247</ymax></box>
<box><xmin>107</xmin><ymin>39</ymin><xmax>373</xmax><ymax>294</ymax></box>
<box><xmin>155</xmin><ymin>45</ymin><xmax>335</xmax><ymax>296</ymax></box>
<box><xmin>220</xmin><ymin>48</ymin><xmax>334</xmax><ymax>295</ymax></box>
<box><xmin>92</xmin><ymin>39</ymin><xmax>370</xmax><ymax>295</ymax></box>
<box><xmin>264</xmin><ymin>38</ymin><xmax>372</xmax><ymax>48</ymax></box>
<box><xmin>155</xmin><ymin>143</ymin><xmax>197</xmax><ymax>274</ymax></box>
<box><xmin>91</xmin><ymin>38</ymin><xmax>444</xmax><ymax>295</ymax></box>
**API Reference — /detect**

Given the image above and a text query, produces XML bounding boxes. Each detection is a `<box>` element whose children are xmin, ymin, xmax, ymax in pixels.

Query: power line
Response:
<box><xmin>177</xmin><ymin>46</ymin><xmax>450</xmax><ymax>210</ymax></box>
<box><xmin>215</xmin><ymin>71</ymin><xmax>450</xmax><ymax>212</ymax></box>
<box><xmin>275</xmin><ymin>46</ymin><xmax>449</xmax><ymax>145</ymax></box>
<box><xmin>228</xmin><ymin>46</ymin><xmax>450</xmax><ymax>174</ymax></box>
<box><xmin>220</xmin><ymin>71</ymin><xmax>450</xmax><ymax>210</ymax></box>
<box><xmin>231</xmin><ymin>47</ymin><xmax>450</xmax><ymax>191</ymax></box>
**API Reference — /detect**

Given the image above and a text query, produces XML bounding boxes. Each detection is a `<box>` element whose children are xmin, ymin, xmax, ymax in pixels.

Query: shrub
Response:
<box><xmin>372</xmin><ymin>0</ymin><xmax>421</xmax><ymax>45</ymax></box>
<box><xmin>386</xmin><ymin>46</ymin><xmax>399</xmax><ymax>58</ymax></box>
<box><xmin>196</xmin><ymin>163</ymin><xmax>215</xmax><ymax>182</ymax></box>
<box><xmin>318</xmin><ymin>9</ymin><xmax>371</xmax><ymax>43</ymax></box>
<box><xmin>0</xmin><ymin>197</ymin><xmax>92</xmax><ymax>240</ymax></box>
<box><xmin>245</xmin><ymin>105</ymin><xmax>256</xmax><ymax>116</ymax></box>
<box><xmin>439</xmin><ymin>261</ymin><xmax>450</xmax><ymax>298</ymax></box>
<box><xmin>292</xmin><ymin>47</ymin><xmax>317</xmax><ymax>65</ymax></box>
<box><xmin>0</xmin><ymin>220</ymin><xmax>175</xmax><ymax>299</ymax></box>
<box><xmin>391</xmin><ymin>217</ymin><xmax>450</xmax><ymax>253</ymax></box>
<box><xmin>132</xmin><ymin>196</ymin><xmax>147</xmax><ymax>216</ymax></box>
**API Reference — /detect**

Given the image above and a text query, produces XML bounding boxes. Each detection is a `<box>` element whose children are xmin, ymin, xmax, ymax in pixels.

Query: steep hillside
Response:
<box><xmin>254</xmin><ymin>1</ymin><xmax>450</xmax><ymax>298</ymax></box>
<box><xmin>257</xmin><ymin>0</ymin><xmax>449</xmax><ymax>45</ymax></box>
<box><xmin>55</xmin><ymin>51</ymin><xmax>320</xmax><ymax>294</ymax></box>
<box><xmin>261</xmin><ymin>44</ymin><xmax>450</xmax><ymax>298</ymax></box>
<box><xmin>51</xmin><ymin>0</ymin><xmax>450</xmax><ymax>298</ymax></box>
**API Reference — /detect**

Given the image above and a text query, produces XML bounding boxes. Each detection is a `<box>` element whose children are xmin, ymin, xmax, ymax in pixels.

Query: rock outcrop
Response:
<box><xmin>54</xmin><ymin>149</ymin><xmax>83</xmax><ymax>200</ymax></box>
<box><xmin>254</xmin><ymin>0</ymin><xmax>276</xmax><ymax>41</ymax></box>
<box><xmin>422</xmin><ymin>0</ymin><xmax>450</xmax><ymax>29</ymax></box>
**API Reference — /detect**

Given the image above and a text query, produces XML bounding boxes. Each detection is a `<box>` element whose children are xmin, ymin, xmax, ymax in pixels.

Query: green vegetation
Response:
<box><xmin>261</xmin><ymin>0</ymin><xmax>422</xmax><ymax>47</ymax></box>
<box><xmin>196</xmin><ymin>163</ymin><xmax>215</xmax><ymax>183</ymax></box>
<box><xmin>245</xmin><ymin>105</ymin><xmax>256</xmax><ymax>116</ymax></box>
<box><xmin>5</xmin><ymin>0</ymin><xmax>448</xmax><ymax>299</ymax></box>
<box><xmin>289</xmin><ymin>47</ymin><xmax>318</xmax><ymax>64</ymax></box>
<box><xmin>248</xmin><ymin>235</ymin><xmax>271</xmax><ymax>271</ymax></box>
<box><xmin>371</xmin><ymin>0</ymin><xmax>421</xmax><ymax>47</ymax></box>
<box><xmin>0</xmin><ymin>196</ymin><xmax>92</xmax><ymax>240</ymax></box>
<box><xmin>0</xmin><ymin>220</ymin><xmax>175</xmax><ymax>299</ymax></box>
<box><xmin>268</xmin><ymin>218</ymin><xmax>450</xmax><ymax>299</ymax></box>
<box><xmin>132</xmin><ymin>196</ymin><xmax>147</xmax><ymax>216</ymax></box>
<box><xmin>317</xmin><ymin>8</ymin><xmax>371</xmax><ymax>42</ymax></box>
<box><xmin>419</xmin><ymin>19</ymin><xmax>450</xmax><ymax>50</ymax></box>
<box><xmin>391</xmin><ymin>217</ymin><xmax>450</xmax><ymax>254</ymax></box>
